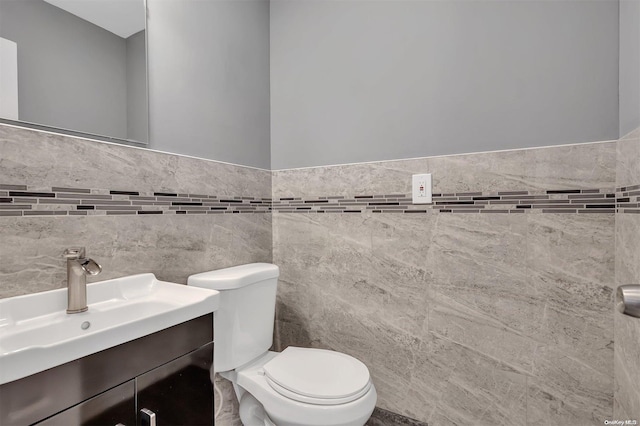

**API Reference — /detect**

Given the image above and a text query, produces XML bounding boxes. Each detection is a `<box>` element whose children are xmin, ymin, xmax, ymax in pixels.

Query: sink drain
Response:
<box><xmin>81</xmin><ymin>321</ymin><xmax>91</xmax><ymax>330</ymax></box>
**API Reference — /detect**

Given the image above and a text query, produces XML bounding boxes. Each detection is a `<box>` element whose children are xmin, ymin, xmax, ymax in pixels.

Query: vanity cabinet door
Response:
<box><xmin>35</xmin><ymin>380</ymin><xmax>136</xmax><ymax>426</ymax></box>
<box><xmin>136</xmin><ymin>342</ymin><xmax>214</xmax><ymax>426</ymax></box>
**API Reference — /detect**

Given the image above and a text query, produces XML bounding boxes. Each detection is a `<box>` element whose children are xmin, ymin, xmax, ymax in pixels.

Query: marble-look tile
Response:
<box><xmin>427</xmin><ymin>141</ymin><xmax>615</xmax><ymax>194</ymax></box>
<box><xmin>613</xmin><ymin>398</ymin><xmax>634</xmax><ymax>426</ymax></box>
<box><xmin>527</xmin><ymin>214</ymin><xmax>615</xmax><ymax>290</ymax></box>
<box><xmin>418</xmin><ymin>149</ymin><xmax>534</xmax><ymax>195</ymax></box>
<box><xmin>616</xmin><ymin>209</ymin><xmax>640</xmax><ymax>289</ymax></box>
<box><xmin>274</xmin><ymin>212</ymin><xmax>533</xmax><ymax>425</ymax></box>
<box><xmin>273</xmin><ymin>213</ymin><xmax>428</xmax><ymax>419</ymax></box>
<box><xmin>0</xmin><ymin>124</ymin><xmax>271</xmax><ymax>197</ymax></box>
<box><xmin>368</xmin><ymin>214</ymin><xmax>435</xmax><ymax>336</ymax></box>
<box><xmin>315</xmin><ymin>297</ymin><xmax>427</xmax><ymax>420</ymax></box>
<box><xmin>614</xmin><ymin>127</ymin><xmax>640</xmax><ymax>422</ymax></box>
<box><xmin>297</xmin><ymin>213</ymin><xmax>374</xmax><ymax>292</ymax></box>
<box><xmin>525</xmin><ymin>214</ymin><xmax>614</xmax><ymax>424</ymax></box>
<box><xmin>427</xmin><ymin>214</ymin><xmax>541</xmax><ymax>374</ymax></box>
<box><xmin>272</xmin><ymin>141</ymin><xmax>615</xmax><ymax>198</ymax></box>
<box><xmin>274</xmin><ymin>290</ymin><xmax>315</xmax><ymax>353</ymax></box>
<box><xmin>272</xmin><ymin>211</ymin><xmax>330</xmax><ymax>248</ymax></box>
<box><xmin>614</xmin><ymin>213</ymin><xmax>640</xmax><ymax>420</ymax></box>
<box><xmin>527</xmin><ymin>141</ymin><xmax>616</xmax><ymax>191</ymax></box>
<box><xmin>273</xmin><ymin>162</ymin><xmax>410</xmax><ymax>198</ymax></box>
<box><xmin>278</xmin><ymin>214</ymin><xmax>376</xmax><ymax>328</ymax></box>
<box><xmin>281</xmin><ymin>275</ymin><xmax>423</xmax><ymax>419</ymax></box>
<box><xmin>0</xmin><ymin>214</ymin><xmax>272</xmax><ymax>298</ymax></box>
<box><xmin>526</xmin><ymin>214</ymin><xmax>615</xmax><ymax>376</ymax></box>
<box><xmin>272</xmin><ymin>200</ymin><xmax>617</xmax><ymax>425</ymax></box>
<box><xmin>428</xmin><ymin>303</ymin><xmax>540</xmax><ymax>377</ymax></box>
<box><xmin>413</xmin><ymin>333</ymin><xmax>528</xmax><ymax>425</ymax></box>
<box><xmin>274</xmin><ymin>213</ymin><xmax>384</xmax><ymax>342</ymax></box>
<box><xmin>273</xmin><ymin>213</ymin><xmax>357</xmax><ymax>347</ymax></box>
<box><xmin>527</xmin><ymin>346</ymin><xmax>613</xmax><ymax>426</ymax></box>
<box><xmin>613</xmin><ymin>319</ymin><xmax>640</xmax><ymax>420</ymax></box>
<box><xmin>616</xmin><ymin>127</ymin><xmax>640</xmax><ymax>187</ymax></box>
<box><xmin>272</xmin><ymin>214</ymin><xmax>330</xmax><ymax>351</ymax></box>
<box><xmin>274</xmin><ymin>212</ymin><xmax>432</xmax><ymax>349</ymax></box>
<box><xmin>214</xmin><ymin>375</ymin><xmax>242</xmax><ymax>426</ymax></box>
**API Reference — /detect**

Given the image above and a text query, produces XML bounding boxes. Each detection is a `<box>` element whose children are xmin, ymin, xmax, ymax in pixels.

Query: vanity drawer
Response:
<box><xmin>0</xmin><ymin>314</ymin><xmax>213</xmax><ymax>426</ymax></box>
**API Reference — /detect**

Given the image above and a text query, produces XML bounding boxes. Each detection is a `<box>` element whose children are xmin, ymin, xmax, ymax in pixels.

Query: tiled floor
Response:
<box><xmin>366</xmin><ymin>407</ymin><xmax>429</xmax><ymax>426</ymax></box>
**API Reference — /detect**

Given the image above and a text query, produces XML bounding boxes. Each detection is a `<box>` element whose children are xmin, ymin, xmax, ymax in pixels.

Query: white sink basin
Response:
<box><xmin>0</xmin><ymin>273</ymin><xmax>219</xmax><ymax>385</ymax></box>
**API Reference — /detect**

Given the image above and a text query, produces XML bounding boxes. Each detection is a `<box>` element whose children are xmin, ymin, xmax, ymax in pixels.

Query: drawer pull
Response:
<box><xmin>140</xmin><ymin>408</ymin><xmax>157</xmax><ymax>426</ymax></box>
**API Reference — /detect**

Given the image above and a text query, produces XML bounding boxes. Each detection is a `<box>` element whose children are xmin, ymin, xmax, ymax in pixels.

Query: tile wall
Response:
<box><xmin>0</xmin><ymin>124</ymin><xmax>271</xmax><ymax>424</ymax></box>
<box><xmin>0</xmin><ymin>124</ymin><xmax>272</xmax><ymax>299</ymax></box>
<box><xmin>272</xmin><ymin>141</ymin><xmax>619</xmax><ymax>425</ymax></box>
<box><xmin>614</xmin><ymin>128</ymin><xmax>640</xmax><ymax>421</ymax></box>
<box><xmin>2</xmin><ymin>123</ymin><xmax>638</xmax><ymax>425</ymax></box>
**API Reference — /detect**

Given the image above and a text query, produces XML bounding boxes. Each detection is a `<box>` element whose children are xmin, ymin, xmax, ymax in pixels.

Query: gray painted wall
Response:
<box><xmin>270</xmin><ymin>0</ymin><xmax>619</xmax><ymax>169</ymax></box>
<box><xmin>0</xmin><ymin>0</ymin><xmax>128</xmax><ymax>139</ymax></box>
<box><xmin>126</xmin><ymin>30</ymin><xmax>148</xmax><ymax>142</ymax></box>
<box><xmin>147</xmin><ymin>0</ymin><xmax>271</xmax><ymax>169</ymax></box>
<box><xmin>620</xmin><ymin>0</ymin><xmax>640</xmax><ymax>137</ymax></box>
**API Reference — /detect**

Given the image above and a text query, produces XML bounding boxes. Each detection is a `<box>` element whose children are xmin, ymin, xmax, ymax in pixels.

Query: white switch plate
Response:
<box><xmin>412</xmin><ymin>174</ymin><xmax>432</xmax><ymax>204</ymax></box>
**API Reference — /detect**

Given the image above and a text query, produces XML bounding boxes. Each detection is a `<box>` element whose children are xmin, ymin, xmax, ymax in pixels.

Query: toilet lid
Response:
<box><xmin>263</xmin><ymin>347</ymin><xmax>371</xmax><ymax>404</ymax></box>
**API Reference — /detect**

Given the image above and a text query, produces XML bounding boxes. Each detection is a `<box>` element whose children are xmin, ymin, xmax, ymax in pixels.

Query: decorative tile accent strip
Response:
<box><xmin>0</xmin><ymin>184</ymin><xmax>272</xmax><ymax>217</ymax></box>
<box><xmin>615</xmin><ymin>183</ymin><xmax>640</xmax><ymax>214</ymax></box>
<box><xmin>2</xmin><ymin>183</ymin><xmax>638</xmax><ymax>217</ymax></box>
<box><xmin>273</xmin><ymin>186</ymin><xmax>640</xmax><ymax>214</ymax></box>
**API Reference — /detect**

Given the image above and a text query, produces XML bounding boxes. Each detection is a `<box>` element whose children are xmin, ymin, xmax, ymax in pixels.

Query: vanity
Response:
<box><xmin>0</xmin><ymin>274</ymin><xmax>220</xmax><ymax>425</ymax></box>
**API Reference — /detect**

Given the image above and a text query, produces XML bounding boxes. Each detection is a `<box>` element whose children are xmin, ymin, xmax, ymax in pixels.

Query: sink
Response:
<box><xmin>0</xmin><ymin>273</ymin><xmax>219</xmax><ymax>385</ymax></box>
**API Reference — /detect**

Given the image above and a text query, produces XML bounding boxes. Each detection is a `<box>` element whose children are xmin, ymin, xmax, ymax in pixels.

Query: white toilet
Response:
<box><xmin>188</xmin><ymin>263</ymin><xmax>377</xmax><ymax>426</ymax></box>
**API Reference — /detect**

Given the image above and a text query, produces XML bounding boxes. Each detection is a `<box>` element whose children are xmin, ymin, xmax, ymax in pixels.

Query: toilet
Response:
<box><xmin>187</xmin><ymin>263</ymin><xmax>377</xmax><ymax>426</ymax></box>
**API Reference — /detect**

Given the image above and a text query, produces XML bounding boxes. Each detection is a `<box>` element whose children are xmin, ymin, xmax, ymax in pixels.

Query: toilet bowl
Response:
<box><xmin>188</xmin><ymin>263</ymin><xmax>376</xmax><ymax>426</ymax></box>
<box><xmin>227</xmin><ymin>349</ymin><xmax>377</xmax><ymax>426</ymax></box>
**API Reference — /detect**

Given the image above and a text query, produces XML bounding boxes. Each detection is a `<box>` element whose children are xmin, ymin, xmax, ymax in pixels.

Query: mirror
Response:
<box><xmin>0</xmin><ymin>0</ymin><xmax>148</xmax><ymax>145</ymax></box>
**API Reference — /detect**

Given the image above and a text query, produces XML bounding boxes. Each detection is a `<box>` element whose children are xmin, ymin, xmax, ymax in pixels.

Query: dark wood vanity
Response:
<box><xmin>0</xmin><ymin>314</ymin><xmax>214</xmax><ymax>426</ymax></box>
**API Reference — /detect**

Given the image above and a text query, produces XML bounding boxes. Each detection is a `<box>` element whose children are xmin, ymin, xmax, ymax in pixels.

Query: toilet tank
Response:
<box><xmin>188</xmin><ymin>263</ymin><xmax>279</xmax><ymax>372</ymax></box>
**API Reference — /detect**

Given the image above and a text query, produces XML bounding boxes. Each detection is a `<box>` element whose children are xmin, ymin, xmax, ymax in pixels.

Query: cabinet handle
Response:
<box><xmin>140</xmin><ymin>408</ymin><xmax>157</xmax><ymax>426</ymax></box>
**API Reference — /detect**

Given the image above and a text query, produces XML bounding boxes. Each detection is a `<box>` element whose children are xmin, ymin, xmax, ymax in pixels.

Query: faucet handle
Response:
<box><xmin>80</xmin><ymin>258</ymin><xmax>102</xmax><ymax>276</ymax></box>
<box><xmin>63</xmin><ymin>247</ymin><xmax>86</xmax><ymax>259</ymax></box>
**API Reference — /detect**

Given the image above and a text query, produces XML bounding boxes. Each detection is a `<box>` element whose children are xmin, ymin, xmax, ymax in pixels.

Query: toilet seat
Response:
<box><xmin>262</xmin><ymin>347</ymin><xmax>372</xmax><ymax>405</ymax></box>
<box><xmin>234</xmin><ymin>350</ymin><xmax>377</xmax><ymax>426</ymax></box>
<box><xmin>265</xmin><ymin>377</ymin><xmax>372</xmax><ymax>406</ymax></box>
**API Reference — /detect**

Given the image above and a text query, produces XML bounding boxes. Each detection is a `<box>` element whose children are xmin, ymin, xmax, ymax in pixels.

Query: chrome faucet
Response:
<box><xmin>63</xmin><ymin>247</ymin><xmax>102</xmax><ymax>314</ymax></box>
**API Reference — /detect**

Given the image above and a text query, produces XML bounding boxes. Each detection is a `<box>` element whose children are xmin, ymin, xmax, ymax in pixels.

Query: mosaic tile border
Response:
<box><xmin>1</xmin><ymin>183</ymin><xmax>638</xmax><ymax>217</ymax></box>
<box><xmin>0</xmin><ymin>184</ymin><xmax>272</xmax><ymax>217</ymax></box>
<box><xmin>616</xmin><ymin>183</ymin><xmax>640</xmax><ymax>213</ymax></box>
<box><xmin>273</xmin><ymin>185</ymin><xmax>640</xmax><ymax>215</ymax></box>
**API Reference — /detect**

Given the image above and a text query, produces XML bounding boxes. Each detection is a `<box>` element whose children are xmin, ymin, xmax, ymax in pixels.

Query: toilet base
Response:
<box><xmin>217</xmin><ymin>352</ymin><xmax>376</xmax><ymax>426</ymax></box>
<box><xmin>239</xmin><ymin>392</ymin><xmax>276</xmax><ymax>426</ymax></box>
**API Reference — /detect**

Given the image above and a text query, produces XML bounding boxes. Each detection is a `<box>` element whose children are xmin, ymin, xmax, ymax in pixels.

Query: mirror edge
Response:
<box><xmin>0</xmin><ymin>118</ymin><xmax>148</xmax><ymax>148</ymax></box>
<box><xmin>0</xmin><ymin>0</ymin><xmax>150</xmax><ymax>148</ymax></box>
